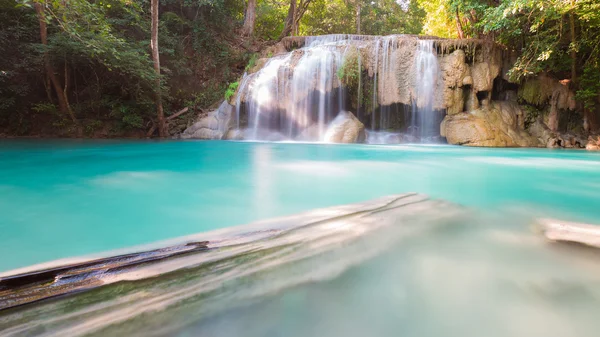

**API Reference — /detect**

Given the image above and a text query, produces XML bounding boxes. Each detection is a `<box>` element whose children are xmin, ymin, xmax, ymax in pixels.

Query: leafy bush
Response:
<box><xmin>245</xmin><ymin>53</ymin><xmax>258</xmax><ymax>72</ymax></box>
<box><xmin>224</xmin><ymin>81</ymin><xmax>240</xmax><ymax>101</ymax></box>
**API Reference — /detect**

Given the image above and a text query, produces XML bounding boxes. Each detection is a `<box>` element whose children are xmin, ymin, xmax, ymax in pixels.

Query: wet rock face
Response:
<box><xmin>518</xmin><ymin>75</ymin><xmax>577</xmax><ymax>132</ymax></box>
<box><xmin>181</xmin><ymin>101</ymin><xmax>234</xmax><ymax>140</ymax></box>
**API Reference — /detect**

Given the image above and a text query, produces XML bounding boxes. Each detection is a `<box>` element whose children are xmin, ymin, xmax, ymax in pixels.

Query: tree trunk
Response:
<box><xmin>569</xmin><ymin>0</ymin><xmax>577</xmax><ymax>83</ymax></box>
<box><xmin>34</xmin><ymin>1</ymin><xmax>81</xmax><ymax>135</ymax></box>
<box><xmin>356</xmin><ymin>1</ymin><xmax>361</xmax><ymax>34</ymax></box>
<box><xmin>242</xmin><ymin>0</ymin><xmax>257</xmax><ymax>36</ymax></box>
<box><xmin>292</xmin><ymin>0</ymin><xmax>312</xmax><ymax>36</ymax></box>
<box><xmin>280</xmin><ymin>0</ymin><xmax>297</xmax><ymax>39</ymax></box>
<box><xmin>455</xmin><ymin>9</ymin><xmax>465</xmax><ymax>39</ymax></box>
<box><xmin>151</xmin><ymin>0</ymin><xmax>166</xmax><ymax>137</ymax></box>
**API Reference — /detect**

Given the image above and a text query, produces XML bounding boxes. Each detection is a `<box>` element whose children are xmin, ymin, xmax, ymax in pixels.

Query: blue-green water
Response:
<box><xmin>1</xmin><ymin>140</ymin><xmax>600</xmax><ymax>272</ymax></box>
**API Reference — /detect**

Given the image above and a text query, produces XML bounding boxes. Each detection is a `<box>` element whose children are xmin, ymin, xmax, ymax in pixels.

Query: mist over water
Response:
<box><xmin>2</xmin><ymin>140</ymin><xmax>600</xmax><ymax>336</ymax></box>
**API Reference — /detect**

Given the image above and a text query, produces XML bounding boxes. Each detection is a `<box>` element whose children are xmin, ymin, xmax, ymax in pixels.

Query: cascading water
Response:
<box><xmin>235</xmin><ymin>73</ymin><xmax>250</xmax><ymax>129</ymax></box>
<box><xmin>411</xmin><ymin>40</ymin><xmax>440</xmax><ymax>140</ymax></box>
<box><xmin>234</xmin><ymin>35</ymin><xmax>442</xmax><ymax>143</ymax></box>
<box><xmin>241</xmin><ymin>37</ymin><xmax>347</xmax><ymax>141</ymax></box>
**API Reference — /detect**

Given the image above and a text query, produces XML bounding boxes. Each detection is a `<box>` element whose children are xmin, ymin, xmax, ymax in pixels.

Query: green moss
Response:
<box><xmin>337</xmin><ymin>46</ymin><xmax>363</xmax><ymax>109</ymax></box>
<box><xmin>361</xmin><ymin>78</ymin><xmax>375</xmax><ymax>112</ymax></box>
<box><xmin>522</xmin><ymin>105</ymin><xmax>542</xmax><ymax>129</ymax></box>
<box><xmin>337</xmin><ymin>46</ymin><xmax>360</xmax><ymax>88</ymax></box>
<box><xmin>518</xmin><ymin>78</ymin><xmax>553</xmax><ymax>106</ymax></box>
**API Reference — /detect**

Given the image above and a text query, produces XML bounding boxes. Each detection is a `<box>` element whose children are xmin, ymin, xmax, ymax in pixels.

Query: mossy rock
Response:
<box><xmin>518</xmin><ymin>77</ymin><xmax>555</xmax><ymax>106</ymax></box>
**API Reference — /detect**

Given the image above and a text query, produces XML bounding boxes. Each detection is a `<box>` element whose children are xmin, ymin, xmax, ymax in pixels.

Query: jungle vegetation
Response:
<box><xmin>0</xmin><ymin>0</ymin><xmax>598</xmax><ymax>137</ymax></box>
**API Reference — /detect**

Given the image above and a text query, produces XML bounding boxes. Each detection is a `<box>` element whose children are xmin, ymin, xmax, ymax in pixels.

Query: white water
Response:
<box><xmin>411</xmin><ymin>40</ymin><xmax>440</xmax><ymax>138</ymax></box>
<box><xmin>236</xmin><ymin>35</ymin><xmax>442</xmax><ymax>143</ymax></box>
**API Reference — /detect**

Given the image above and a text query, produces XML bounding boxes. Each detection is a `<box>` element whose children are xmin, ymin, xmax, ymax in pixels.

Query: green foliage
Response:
<box><xmin>245</xmin><ymin>53</ymin><xmax>258</xmax><ymax>72</ymax></box>
<box><xmin>31</xmin><ymin>103</ymin><xmax>59</xmax><ymax>115</ymax></box>
<box><xmin>361</xmin><ymin>0</ymin><xmax>425</xmax><ymax>35</ymax></box>
<box><xmin>301</xmin><ymin>0</ymin><xmax>354</xmax><ymax>35</ymax></box>
<box><xmin>337</xmin><ymin>47</ymin><xmax>374</xmax><ymax>110</ymax></box>
<box><xmin>224</xmin><ymin>81</ymin><xmax>239</xmax><ymax>101</ymax></box>
<box><xmin>337</xmin><ymin>48</ymin><xmax>360</xmax><ymax>88</ymax></box>
<box><xmin>85</xmin><ymin>120</ymin><xmax>104</xmax><ymax>135</ymax></box>
<box><xmin>0</xmin><ymin>0</ymin><xmax>247</xmax><ymax>136</ymax></box>
<box><xmin>576</xmin><ymin>64</ymin><xmax>600</xmax><ymax>111</ymax></box>
<box><xmin>301</xmin><ymin>0</ymin><xmax>424</xmax><ymax>35</ymax></box>
<box><xmin>5</xmin><ymin>0</ymin><xmax>597</xmax><ymax>136</ymax></box>
<box><xmin>255</xmin><ymin>0</ymin><xmax>288</xmax><ymax>40</ymax></box>
<box><xmin>476</xmin><ymin>0</ymin><xmax>600</xmax><ymax>83</ymax></box>
<box><xmin>419</xmin><ymin>0</ymin><xmax>456</xmax><ymax>37</ymax></box>
<box><xmin>441</xmin><ymin>0</ymin><xmax>600</xmax><ymax>121</ymax></box>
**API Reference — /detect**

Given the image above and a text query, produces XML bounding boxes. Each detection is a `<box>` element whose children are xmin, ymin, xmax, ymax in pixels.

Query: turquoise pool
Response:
<box><xmin>1</xmin><ymin>140</ymin><xmax>600</xmax><ymax>272</ymax></box>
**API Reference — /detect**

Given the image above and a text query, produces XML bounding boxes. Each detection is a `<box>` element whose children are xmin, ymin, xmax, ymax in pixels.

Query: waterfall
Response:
<box><xmin>372</xmin><ymin>39</ymin><xmax>381</xmax><ymax>130</ymax></box>
<box><xmin>234</xmin><ymin>35</ymin><xmax>441</xmax><ymax>143</ymax></box>
<box><xmin>379</xmin><ymin>36</ymin><xmax>394</xmax><ymax>131</ymax></box>
<box><xmin>411</xmin><ymin>40</ymin><xmax>440</xmax><ymax>140</ymax></box>
<box><xmin>235</xmin><ymin>74</ymin><xmax>250</xmax><ymax>130</ymax></box>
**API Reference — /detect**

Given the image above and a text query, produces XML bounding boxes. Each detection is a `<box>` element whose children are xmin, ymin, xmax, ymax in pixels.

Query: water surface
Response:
<box><xmin>1</xmin><ymin>140</ymin><xmax>600</xmax><ymax>272</ymax></box>
<box><xmin>2</xmin><ymin>140</ymin><xmax>600</xmax><ymax>336</ymax></box>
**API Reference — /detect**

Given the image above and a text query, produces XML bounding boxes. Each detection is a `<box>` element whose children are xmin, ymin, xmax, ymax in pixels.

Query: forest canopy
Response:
<box><xmin>1</xmin><ymin>0</ymin><xmax>599</xmax><ymax>137</ymax></box>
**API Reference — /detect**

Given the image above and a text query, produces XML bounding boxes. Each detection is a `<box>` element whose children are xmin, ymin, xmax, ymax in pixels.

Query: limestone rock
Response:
<box><xmin>224</xmin><ymin>128</ymin><xmax>247</xmax><ymax>140</ymax></box>
<box><xmin>471</xmin><ymin>62</ymin><xmax>499</xmax><ymax>93</ymax></box>
<box><xmin>443</xmin><ymin>112</ymin><xmax>504</xmax><ymax>146</ymax></box>
<box><xmin>462</xmin><ymin>76</ymin><xmax>473</xmax><ymax>86</ymax></box>
<box><xmin>586</xmin><ymin>136</ymin><xmax>600</xmax><ymax>151</ymax></box>
<box><xmin>471</xmin><ymin>48</ymin><xmax>502</xmax><ymax>92</ymax></box>
<box><xmin>529</xmin><ymin>120</ymin><xmax>554</xmax><ymax>145</ymax></box>
<box><xmin>324</xmin><ymin>111</ymin><xmax>366</xmax><ymax>143</ymax></box>
<box><xmin>442</xmin><ymin>101</ymin><xmax>541</xmax><ymax>147</ymax></box>
<box><xmin>181</xmin><ymin>101</ymin><xmax>233</xmax><ymax>140</ymax></box>
<box><xmin>439</xmin><ymin>49</ymin><xmax>468</xmax><ymax>89</ymax></box>
<box><xmin>586</xmin><ymin>143</ymin><xmax>600</xmax><ymax>151</ymax></box>
<box><xmin>439</xmin><ymin>49</ymin><xmax>470</xmax><ymax>114</ymax></box>
<box><xmin>546</xmin><ymin>137</ymin><xmax>561</xmax><ymax>149</ymax></box>
<box><xmin>248</xmin><ymin>58</ymin><xmax>268</xmax><ymax>74</ymax></box>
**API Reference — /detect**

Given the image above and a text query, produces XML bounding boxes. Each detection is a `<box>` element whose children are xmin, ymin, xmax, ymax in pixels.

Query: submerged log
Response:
<box><xmin>0</xmin><ymin>242</ymin><xmax>209</xmax><ymax>310</ymax></box>
<box><xmin>0</xmin><ymin>193</ymin><xmax>461</xmax><ymax>312</ymax></box>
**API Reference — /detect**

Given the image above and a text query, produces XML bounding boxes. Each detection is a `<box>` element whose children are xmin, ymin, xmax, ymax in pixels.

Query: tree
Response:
<box><xmin>33</xmin><ymin>0</ymin><xmax>81</xmax><ymax>135</ymax></box>
<box><xmin>242</xmin><ymin>0</ymin><xmax>257</xmax><ymax>36</ymax></box>
<box><xmin>569</xmin><ymin>0</ymin><xmax>577</xmax><ymax>82</ymax></box>
<box><xmin>343</xmin><ymin>0</ymin><xmax>362</xmax><ymax>34</ymax></box>
<box><xmin>300</xmin><ymin>0</ymin><xmax>423</xmax><ymax>36</ymax></box>
<box><xmin>419</xmin><ymin>0</ymin><xmax>456</xmax><ymax>38</ymax></box>
<box><xmin>280</xmin><ymin>0</ymin><xmax>297</xmax><ymax>38</ymax></box>
<box><xmin>280</xmin><ymin>0</ymin><xmax>313</xmax><ymax>39</ymax></box>
<box><xmin>447</xmin><ymin>0</ymin><xmax>493</xmax><ymax>39</ymax></box>
<box><xmin>455</xmin><ymin>8</ymin><xmax>465</xmax><ymax>38</ymax></box>
<box><xmin>355</xmin><ymin>0</ymin><xmax>361</xmax><ymax>34</ymax></box>
<box><xmin>150</xmin><ymin>0</ymin><xmax>166</xmax><ymax>137</ymax></box>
